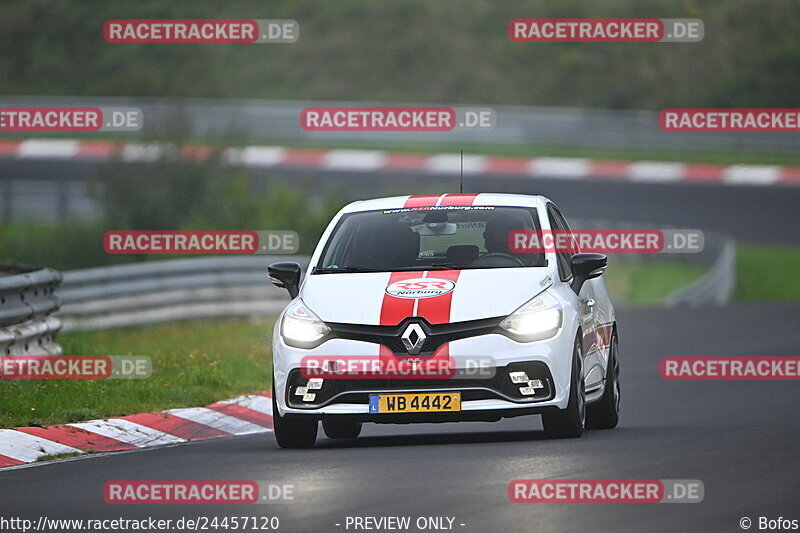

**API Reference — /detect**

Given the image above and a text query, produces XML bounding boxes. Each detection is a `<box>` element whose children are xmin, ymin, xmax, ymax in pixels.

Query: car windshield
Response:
<box><xmin>315</xmin><ymin>205</ymin><xmax>545</xmax><ymax>273</ymax></box>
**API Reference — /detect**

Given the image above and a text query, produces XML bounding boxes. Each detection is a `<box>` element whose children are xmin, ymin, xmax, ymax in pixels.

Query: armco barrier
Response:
<box><xmin>0</xmin><ymin>267</ymin><xmax>63</xmax><ymax>355</ymax></box>
<box><xmin>663</xmin><ymin>240</ymin><xmax>736</xmax><ymax>307</ymax></box>
<box><xmin>569</xmin><ymin>219</ymin><xmax>736</xmax><ymax>308</ymax></box>
<box><xmin>54</xmin><ymin>227</ymin><xmax>735</xmax><ymax>332</ymax></box>
<box><xmin>57</xmin><ymin>256</ymin><xmax>307</xmax><ymax>331</ymax></box>
<box><xmin>1</xmin><ymin>96</ymin><xmax>798</xmax><ymax>154</ymax></box>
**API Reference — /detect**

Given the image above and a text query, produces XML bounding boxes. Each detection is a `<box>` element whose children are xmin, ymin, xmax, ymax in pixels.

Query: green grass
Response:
<box><xmin>1</xmin><ymin>318</ymin><xmax>274</xmax><ymax>428</ymax></box>
<box><xmin>604</xmin><ymin>261</ymin><xmax>706</xmax><ymax>306</ymax></box>
<box><xmin>0</xmin><ymin>175</ymin><xmax>343</xmax><ymax>270</ymax></box>
<box><xmin>0</xmin><ymin>221</ymin><xmax>127</xmax><ymax>271</ymax></box>
<box><xmin>735</xmin><ymin>244</ymin><xmax>800</xmax><ymax>301</ymax></box>
<box><xmin>606</xmin><ymin>243</ymin><xmax>800</xmax><ymax>305</ymax></box>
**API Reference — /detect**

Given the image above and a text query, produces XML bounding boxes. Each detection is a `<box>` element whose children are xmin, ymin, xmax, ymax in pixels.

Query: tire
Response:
<box><xmin>322</xmin><ymin>418</ymin><xmax>362</xmax><ymax>439</ymax></box>
<box><xmin>542</xmin><ymin>335</ymin><xmax>585</xmax><ymax>438</ymax></box>
<box><xmin>272</xmin><ymin>379</ymin><xmax>318</xmax><ymax>448</ymax></box>
<box><xmin>586</xmin><ymin>332</ymin><xmax>620</xmax><ymax>429</ymax></box>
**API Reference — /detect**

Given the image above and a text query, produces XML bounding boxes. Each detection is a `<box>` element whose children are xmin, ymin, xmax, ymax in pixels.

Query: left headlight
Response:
<box><xmin>281</xmin><ymin>299</ymin><xmax>330</xmax><ymax>348</ymax></box>
<box><xmin>499</xmin><ymin>290</ymin><xmax>563</xmax><ymax>342</ymax></box>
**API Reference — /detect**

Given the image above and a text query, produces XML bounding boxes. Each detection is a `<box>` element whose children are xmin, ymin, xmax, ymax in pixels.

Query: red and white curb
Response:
<box><xmin>1</xmin><ymin>139</ymin><xmax>799</xmax><ymax>187</ymax></box>
<box><xmin>0</xmin><ymin>392</ymin><xmax>272</xmax><ymax>469</ymax></box>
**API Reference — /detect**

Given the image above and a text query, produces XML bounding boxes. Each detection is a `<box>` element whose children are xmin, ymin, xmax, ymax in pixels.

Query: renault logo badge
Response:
<box><xmin>401</xmin><ymin>323</ymin><xmax>426</xmax><ymax>355</ymax></box>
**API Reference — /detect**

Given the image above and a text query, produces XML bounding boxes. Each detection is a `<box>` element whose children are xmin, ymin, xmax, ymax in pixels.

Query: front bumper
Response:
<box><xmin>272</xmin><ymin>319</ymin><xmax>575</xmax><ymax>419</ymax></box>
<box><xmin>284</xmin><ymin>361</ymin><xmax>554</xmax><ymax>409</ymax></box>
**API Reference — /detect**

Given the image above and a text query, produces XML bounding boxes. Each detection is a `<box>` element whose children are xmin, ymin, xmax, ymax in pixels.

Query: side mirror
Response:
<box><xmin>570</xmin><ymin>253</ymin><xmax>607</xmax><ymax>294</ymax></box>
<box><xmin>268</xmin><ymin>262</ymin><xmax>302</xmax><ymax>298</ymax></box>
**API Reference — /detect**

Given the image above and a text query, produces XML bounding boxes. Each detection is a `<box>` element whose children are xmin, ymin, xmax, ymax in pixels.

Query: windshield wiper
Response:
<box><xmin>387</xmin><ymin>263</ymin><xmax>461</xmax><ymax>271</ymax></box>
<box><xmin>314</xmin><ymin>264</ymin><xmax>464</xmax><ymax>274</ymax></box>
<box><xmin>425</xmin><ymin>263</ymin><xmax>462</xmax><ymax>270</ymax></box>
<box><xmin>313</xmin><ymin>266</ymin><xmax>383</xmax><ymax>274</ymax></box>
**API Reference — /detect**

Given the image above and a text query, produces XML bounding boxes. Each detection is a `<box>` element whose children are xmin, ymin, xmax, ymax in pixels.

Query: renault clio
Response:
<box><xmin>268</xmin><ymin>193</ymin><xmax>620</xmax><ymax>448</ymax></box>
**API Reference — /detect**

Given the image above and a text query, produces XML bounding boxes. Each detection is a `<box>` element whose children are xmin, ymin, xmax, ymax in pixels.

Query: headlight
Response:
<box><xmin>499</xmin><ymin>290</ymin><xmax>562</xmax><ymax>342</ymax></box>
<box><xmin>281</xmin><ymin>299</ymin><xmax>330</xmax><ymax>348</ymax></box>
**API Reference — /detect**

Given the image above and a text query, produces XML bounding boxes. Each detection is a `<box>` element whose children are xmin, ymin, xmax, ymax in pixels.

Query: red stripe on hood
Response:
<box><xmin>380</xmin><ymin>271</ymin><xmax>419</xmax><ymax>326</ymax></box>
<box><xmin>380</xmin><ymin>270</ymin><xmax>462</xmax><ymax>326</ymax></box>
<box><xmin>416</xmin><ymin>270</ymin><xmax>461</xmax><ymax>324</ymax></box>
<box><xmin>404</xmin><ymin>195</ymin><xmax>442</xmax><ymax>207</ymax></box>
<box><xmin>404</xmin><ymin>193</ymin><xmax>478</xmax><ymax>207</ymax></box>
<box><xmin>378</xmin><ymin>342</ymin><xmax>454</xmax><ymax>377</ymax></box>
<box><xmin>438</xmin><ymin>193</ymin><xmax>478</xmax><ymax>206</ymax></box>
<box><xmin>378</xmin><ymin>270</ymin><xmax>460</xmax><ymax>371</ymax></box>
<box><xmin>377</xmin><ymin>193</ymin><xmax>476</xmax><ymax>363</ymax></box>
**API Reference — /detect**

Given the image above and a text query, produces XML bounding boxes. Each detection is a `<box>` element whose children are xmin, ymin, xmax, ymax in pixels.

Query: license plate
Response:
<box><xmin>369</xmin><ymin>392</ymin><xmax>461</xmax><ymax>414</ymax></box>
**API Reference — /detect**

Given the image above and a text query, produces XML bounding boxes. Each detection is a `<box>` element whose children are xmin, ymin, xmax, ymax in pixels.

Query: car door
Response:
<box><xmin>547</xmin><ymin>204</ymin><xmax>602</xmax><ymax>391</ymax></box>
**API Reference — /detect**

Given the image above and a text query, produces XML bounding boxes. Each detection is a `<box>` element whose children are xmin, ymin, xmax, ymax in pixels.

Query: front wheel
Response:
<box><xmin>541</xmin><ymin>336</ymin><xmax>585</xmax><ymax>438</ymax></box>
<box><xmin>586</xmin><ymin>332</ymin><xmax>620</xmax><ymax>429</ymax></box>
<box><xmin>272</xmin><ymin>379</ymin><xmax>318</xmax><ymax>448</ymax></box>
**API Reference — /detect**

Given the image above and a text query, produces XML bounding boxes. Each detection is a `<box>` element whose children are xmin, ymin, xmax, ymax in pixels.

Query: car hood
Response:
<box><xmin>300</xmin><ymin>268</ymin><xmax>553</xmax><ymax>325</ymax></box>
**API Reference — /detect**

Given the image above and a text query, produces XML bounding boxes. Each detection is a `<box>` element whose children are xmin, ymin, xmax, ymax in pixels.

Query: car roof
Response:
<box><xmin>340</xmin><ymin>193</ymin><xmax>551</xmax><ymax>213</ymax></box>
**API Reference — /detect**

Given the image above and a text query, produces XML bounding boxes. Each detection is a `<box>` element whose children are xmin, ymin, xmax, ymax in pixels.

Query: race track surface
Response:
<box><xmin>2</xmin><ymin>303</ymin><xmax>799</xmax><ymax>532</ymax></box>
<box><xmin>4</xmin><ymin>160</ymin><xmax>800</xmax><ymax>245</ymax></box>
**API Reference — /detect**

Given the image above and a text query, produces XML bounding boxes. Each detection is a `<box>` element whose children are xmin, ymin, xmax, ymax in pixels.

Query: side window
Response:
<box><xmin>547</xmin><ymin>205</ymin><xmax>573</xmax><ymax>281</ymax></box>
<box><xmin>552</xmin><ymin>207</ymin><xmax>578</xmax><ymax>252</ymax></box>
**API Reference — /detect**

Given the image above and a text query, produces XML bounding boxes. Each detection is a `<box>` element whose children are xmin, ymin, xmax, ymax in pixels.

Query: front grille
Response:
<box><xmin>327</xmin><ymin>316</ymin><xmax>504</xmax><ymax>355</ymax></box>
<box><xmin>286</xmin><ymin>362</ymin><xmax>554</xmax><ymax>408</ymax></box>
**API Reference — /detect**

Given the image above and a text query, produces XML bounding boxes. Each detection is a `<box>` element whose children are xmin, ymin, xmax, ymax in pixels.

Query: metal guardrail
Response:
<box><xmin>663</xmin><ymin>240</ymin><xmax>736</xmax><ymax>307</ymax></box>
<box><xmin>2</xmin><ymin>96</ymin><xmax>799</xmax><ymax>154</ymax></box>
<box><xmin>57</xmin><ymin>256</ymin><xmax>307</xmax><ymax>331</ymax></box>
<box><xmin>572</xmin><ymin>218</ymin><xmax>736</xmax><ymax>308</ymax></box>
<box><xmin>0</xmin><ymin>267</ymin><xmax>63</xmax><ymax>355</ymax></box>
<box><xmin>54</xmin><ymin>226</ymin><xmax>736</xmax><ymax>331</ymax></box>
<box><xmin>2</xmin><ymin>97</ymin><xmax>796</xmax><ymax>225</ymax></box>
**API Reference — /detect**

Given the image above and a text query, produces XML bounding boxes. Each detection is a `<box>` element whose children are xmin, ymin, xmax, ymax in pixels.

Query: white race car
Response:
<box><xmin>268</xmin><ymin>193</ymin><xmax>619</xmax><ymax>448</ymax></box>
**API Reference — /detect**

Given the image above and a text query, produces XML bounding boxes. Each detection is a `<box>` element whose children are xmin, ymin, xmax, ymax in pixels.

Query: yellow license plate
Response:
<box><xmin>369</xmin><ymin>392</ymin><xmax>461</xmax><ymax>414</ymax></box>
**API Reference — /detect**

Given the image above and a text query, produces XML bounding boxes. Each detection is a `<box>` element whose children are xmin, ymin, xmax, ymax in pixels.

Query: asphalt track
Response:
<box><xmin>2</xmin><ymin>302</ymin><xmax>799</xmax><ymax>532</ymax></box>
<box><xmin>2</xmin><ymin>159</ymin><xmax>799</xmax><ymax>531</ymax></box>
<box><xmin>3</xmin><ymin>159</ymin><xmax>800</xmax><ymax>245</ymax></box>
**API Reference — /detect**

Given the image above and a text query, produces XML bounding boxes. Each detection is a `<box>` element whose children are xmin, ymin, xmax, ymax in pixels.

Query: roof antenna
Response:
<box><xmin>460</xmin><ymin>149</ymin><xmax>464</xmax><ymax>193</ymax></box>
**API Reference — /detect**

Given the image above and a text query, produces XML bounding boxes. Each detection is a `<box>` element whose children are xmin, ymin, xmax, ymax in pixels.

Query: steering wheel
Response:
<box><xmin>468</xmin><ymin>252</ymin><xmax>525</xmax><ymax>268</ymax></box>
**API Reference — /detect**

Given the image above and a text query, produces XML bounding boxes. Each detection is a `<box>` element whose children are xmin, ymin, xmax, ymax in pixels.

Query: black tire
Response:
<box><xmin>322</xmin><ymin>418</ymin><xmax>362</xmax><ymax>439</ymax></box>
<box><xmin>541</xmin><ymin>335</ymin><xmax>585</xmax><ymax>438</ymax></box>
<box><xmin>586</xmin><ymin>332</ymin><xmax>620</xmax><ymax>429</ymax></box>
<box><xmin>272</xmin><ymin>379</ymin><xmax>318</xmax><ymax>448</ymax></box>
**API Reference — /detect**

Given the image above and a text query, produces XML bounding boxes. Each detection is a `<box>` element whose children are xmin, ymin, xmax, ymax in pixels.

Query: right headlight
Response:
<box><xmin>280</xmin><ymin>299</ymin><xmax>330</xmax><ymax>348</ymax></box>
<box><xmin>499</xmin><ymin>290</ymin><xmax>563</xmax><ymax>342</ymax></box>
